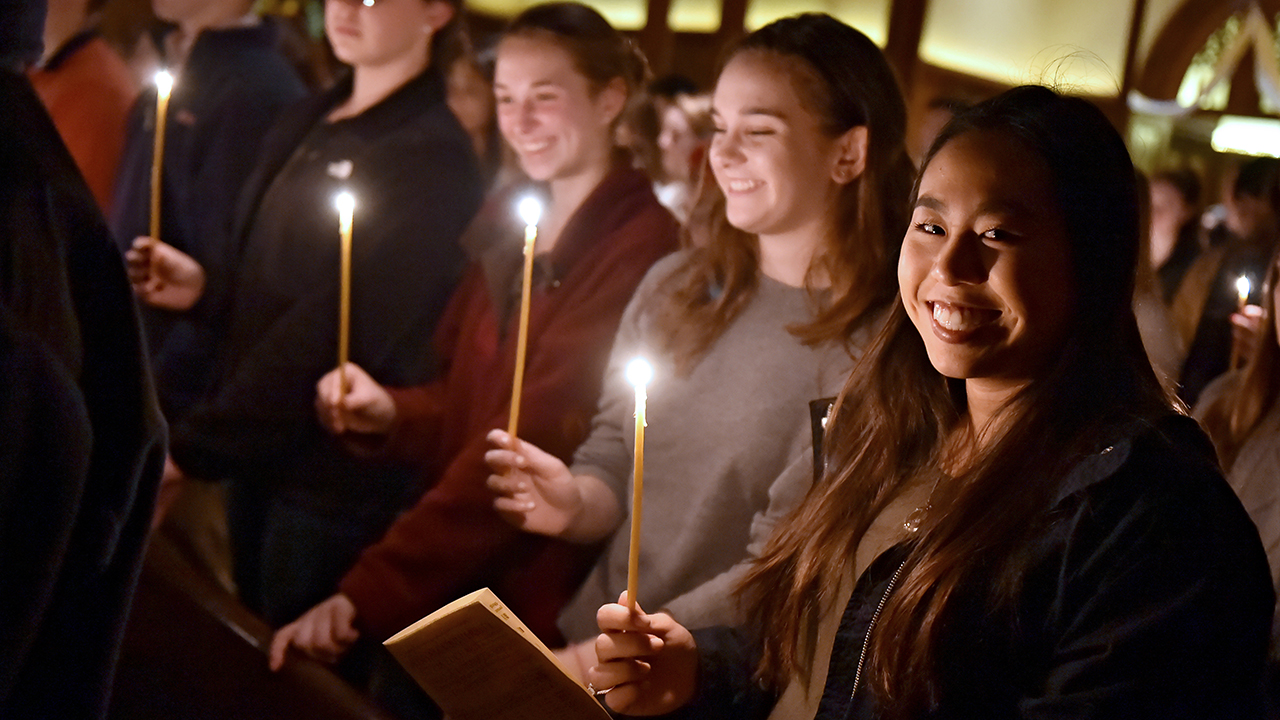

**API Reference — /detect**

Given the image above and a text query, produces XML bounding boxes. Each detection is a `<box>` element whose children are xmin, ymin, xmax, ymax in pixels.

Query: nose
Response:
<box><xmin>710</xmin><ymin>129</ymin><xmax>743</xmax><ymax>167</ymax></box>
<box><xmin>511</xmin><ymin>96</ymin><xmax>537</xmax><ymax>134</ymax></box>
<box><xmin>932</xmin><ymin>231</ymin><xmax>985</xmax><ymax>286</ymax></box>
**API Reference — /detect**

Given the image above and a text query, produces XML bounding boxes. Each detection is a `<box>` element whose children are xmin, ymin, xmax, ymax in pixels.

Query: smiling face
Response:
<box><xmin>708</xmin><ymin>50</ymin><xmax>851</xmax><ymax>244</ymax></box>
<box><xmin>493</xmin><ymin>34</ymin><xmax>620</xmax><ymax>184</ymax></box>
<box><xmin>899</xmin><ymin>129</ymin><xmax>1076</xmax><ymax>397</ymax></box>
<box><xmin>325</xmin><ymin>0</ymin><xmax>445</xmax><ymax>70</ymax></box>
<box><xmin>658</xmin><ymin>103</ymin><xmax>700</xmax><ymax>182</ymax></box>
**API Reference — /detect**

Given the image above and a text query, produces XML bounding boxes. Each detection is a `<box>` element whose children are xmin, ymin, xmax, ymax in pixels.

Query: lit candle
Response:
<box><xmin>1236</xmin><ymin>275</ymin><xmax>1252</xmax><ymax>311</ymax></box>
<box><xmin>508</xmin><ymin>196</ymin><xmax>542</xmax><ymax>436</ymax></box>
<box><xmin>149</xmin><ymin>70</ymin><xmax>173</xmax><ymax>241</ymax></box>
<box><xmin>625</xmin><ymin>357</ymin><xmax>652</xmax><ymax>612</ymax></box>
<box><xmin>1231</xmin><ymin>274</ymin><xmax>1253</xmax><ymax>370</ymax></box>
<box><xmin>335</xmin><ymin>191</ymin><xmax>356</xmax><ymax>392</ymax></box>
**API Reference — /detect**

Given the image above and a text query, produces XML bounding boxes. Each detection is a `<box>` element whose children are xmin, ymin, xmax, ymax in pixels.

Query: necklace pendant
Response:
<box><xmin>903</xmin><ymin>504</ymin><xmax>927</xmax><ymax>533</ymax></box>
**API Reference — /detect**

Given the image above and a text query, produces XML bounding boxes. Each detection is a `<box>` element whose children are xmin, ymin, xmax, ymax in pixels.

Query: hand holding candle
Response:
<box><xmin>625</xmin><ymin>357</ymin><xmax>652</xmax><ymax>612</ymax></box>
<box><xmin>508</xmin><ymin>196</ymin><xmax>542</xmax><ymax>436</ymax></box>
<box><xmin>150</xmin><ymin>70</ymin><xmax>174</xmax><ymax>241</ymax></box>
<box><xmin>335</xmin><ymin>191</ymin><xmax>356</xmax><ymax>393</ymax></box>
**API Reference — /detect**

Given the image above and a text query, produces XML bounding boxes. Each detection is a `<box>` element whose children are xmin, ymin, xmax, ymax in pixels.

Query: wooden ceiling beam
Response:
<box><xmin>1136</xmin><ymin>0</ymin><xmax>1280</xmax><ymax>101</ymax></box>
<box><xmin>885</xmin><ymin>0</ymin><xmax>929</xmax><ymax>93</ymax></box>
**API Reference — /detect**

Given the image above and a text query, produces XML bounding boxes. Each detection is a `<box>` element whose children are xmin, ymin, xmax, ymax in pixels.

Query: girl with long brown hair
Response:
<box><xmin>590</xmin><ymin>85</ymin><xmax>1273</xmax><ymax>719</ymax></box>
<box><xmin>486</xmin><ymin>12</ymin><xmax>912</xmax><ymax>678</ymax></box>
<box><xmin>1196</xmin><ymin>243</ymin><xmax>1280</xmax><ymax>652</ymax></box>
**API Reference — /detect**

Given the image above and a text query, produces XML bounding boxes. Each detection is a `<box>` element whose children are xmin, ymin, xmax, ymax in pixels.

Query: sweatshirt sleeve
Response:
<box><xmin>570</xmin><ymin>256</ymin><xmax>685</xmax><ymax>504</ymax></box>
<box><xmin>661</xmin><ymin>449</ymin><xmax>812</xmax><ymax>629</ymax></box>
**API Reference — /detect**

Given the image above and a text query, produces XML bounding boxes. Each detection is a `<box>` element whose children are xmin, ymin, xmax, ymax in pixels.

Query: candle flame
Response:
<box><xmin>1237</xmin><ymin>275</ymin><xmax>1252</xmax><ymax>303</ymax></box>
<box><xmin>517</xmin><ymin>196</ymin><xmax>543</xmax><ymax>228</ymax></box>
<box><xmin>335</xmin><ymin>191</ymin><xmax>356</xmax><ymax>215</ymax></box>
<box><xmin>154</xmin><ymin>70</ymin><xmax>174</xmax><ymax>98</ymax></box>
<box><xmin>626</xmin><ymin>358</ymin><xmax>653</xmax><ymax>388</ymax></box>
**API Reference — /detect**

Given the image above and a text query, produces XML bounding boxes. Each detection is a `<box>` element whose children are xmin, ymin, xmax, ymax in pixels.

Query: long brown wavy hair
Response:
<box><xmin>1197</xmin><ymin>244</ymin><xmax>1280</xmax><ymax>469</ymax></box>
<box><xmin>740</xmin><ymin>86</ymin><xmax>1174</xmax><ymax>715</ymax></box>
<box><xmin>650</xmin><ymin>14</ymin><xmax>914</xmax><ymax>372</ymax></box>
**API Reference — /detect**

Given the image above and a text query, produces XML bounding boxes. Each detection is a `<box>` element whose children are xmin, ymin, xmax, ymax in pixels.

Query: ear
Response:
<box><xmin>595</xmin><ymin>76</ymin><xmax>628</xmax><ymax>129</ymax></box>
<box><xmin>422</xmin><ymin>0</ymin><xmax>455</xmax><ymax>34</ymax></box>
<box><xmin>830</xmin><ymin>125</ymin><xmax>869</xmax><ymax>185</ymax></box>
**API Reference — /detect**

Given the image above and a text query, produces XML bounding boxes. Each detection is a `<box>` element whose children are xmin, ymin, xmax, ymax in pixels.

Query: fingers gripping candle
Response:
<box><xmin>508</xmin><ymin>196</ymin><xmax>542</xmax><ymax>436</ymax></box>
<box><xmin>625</xmin><ymin>357</ymin><xmax>652</xmax><ymax>612</ymax></box>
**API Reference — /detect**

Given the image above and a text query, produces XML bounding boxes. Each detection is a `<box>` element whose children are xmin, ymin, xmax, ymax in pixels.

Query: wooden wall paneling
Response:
<box><xmin>1120</xmin><ymin>0</ymin><xmax>1148</xmax><ymax>97</ymax></box>
<box><xmin>884</xmin><ymin>0</ymin><xmax>929</xmax><ymax>94</ymax></box>
<box><xmin>638</xmin><ymin>0</ymin><xmax>676</xmax><ymax>77</ymax></box>
<box><xmin>715</xmin><ymin>0</ymin><xmax>749</xmax><ymax>49</ymax></box>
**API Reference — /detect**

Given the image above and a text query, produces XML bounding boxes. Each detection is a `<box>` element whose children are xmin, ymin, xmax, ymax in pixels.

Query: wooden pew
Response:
<box><xmin>109</xmin><ymin>534</ymin><xmax>398</xmax><ymax>720</ymax></box>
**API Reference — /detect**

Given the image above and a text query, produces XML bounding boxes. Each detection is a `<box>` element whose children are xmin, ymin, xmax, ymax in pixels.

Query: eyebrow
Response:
<box><xmin>711</xmin><ymin>106</ymin><xmax>789</xmax><ymax>121</ymax></box>
<box><xmin>914</xmin><ymin>195</ymin><xmax>1034</xmax><ymax>217</ymax></box>
<box><xmin>915</xmin><ymin>196</ymin><xmax>945</xmax><ymax>212</ymax></box>
<box><xmin>493</xmin><ymin>79</ymin><xmax>561</xmax><ymax>91</ymax></box>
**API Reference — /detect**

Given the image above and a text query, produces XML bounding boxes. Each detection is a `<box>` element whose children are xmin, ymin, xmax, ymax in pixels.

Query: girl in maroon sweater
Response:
<box><xmin>269</xmin><ymin>1</ymin><xmax>678</xmax><ymax>671</ymax></box>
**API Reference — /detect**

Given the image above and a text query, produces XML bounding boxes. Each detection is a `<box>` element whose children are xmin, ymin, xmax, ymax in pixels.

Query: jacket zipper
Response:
<box><xmin>850</xmin><ymin>558</ymin><xmax>908</xmax><ymax>702</ymax></box>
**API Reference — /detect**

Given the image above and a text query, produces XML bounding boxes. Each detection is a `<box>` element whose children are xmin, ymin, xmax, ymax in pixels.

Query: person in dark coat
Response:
<box><xmin>1172</xmin><ymin>157</ymin><xmax>1280</xmax><ymax>406</ymax></box>
<box><xmin>0</xmin><ymin>10</ymin><xmax>167</xmax><ymax>717</ymax></box>
<box><xmin>163</xmin><ymin>0</ymin><xmax>484</xmax><ymax>630</ymax></box>
<box><xmin>111</xmin><ymin>0</ymin><xmax>307</xmax><ymax>422</ymax></box>
<box><xmin>590</xmin><ymin>85</ymin><xmax>1274</xmax><ymax>719</ymax></box>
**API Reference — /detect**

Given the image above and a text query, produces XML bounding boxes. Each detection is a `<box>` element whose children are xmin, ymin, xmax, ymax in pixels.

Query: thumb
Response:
<box><xmin>268</xmin><ymin>629</ymin><xmax>293</xmax><ymax>672</ymax></box>
<box><xmin>616</xmin><ymin>591</ymin><xmax>648</xmax><ymax>618</ymax></box>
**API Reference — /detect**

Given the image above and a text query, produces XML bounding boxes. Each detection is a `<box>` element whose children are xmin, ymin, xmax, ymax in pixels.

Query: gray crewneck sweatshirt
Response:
<box><xmin>560</xmin><ymin>251</ymin><xmax>880</xmax><ymax>640</ymax></box>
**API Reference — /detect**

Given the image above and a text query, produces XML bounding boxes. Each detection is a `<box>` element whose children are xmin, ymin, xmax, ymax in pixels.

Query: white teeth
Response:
<box><xmin>726</xmin><ymin>179</ymin><xmax>761</xmax><ymax>192</ymax></box>
<box><xmin>932</xmin><ymin>303</ymin><xmax>992</xmax><ymax>331</ymax></box>
<box><xmin>522</xmin><ymin>140</ymin><xmax>551</xmax><ymax>153</ymax></box>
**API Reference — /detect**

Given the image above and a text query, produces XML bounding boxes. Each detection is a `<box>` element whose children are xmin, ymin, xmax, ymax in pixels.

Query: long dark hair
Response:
<box><xmin>651</xmin><ymin>13</ymin><xmax>914</xmax><ymax>371</ymax></box>
<box><xmin>741</xmin><ymin>86</ymin><xmax>1172</xmax><ymax>714</ymax></box>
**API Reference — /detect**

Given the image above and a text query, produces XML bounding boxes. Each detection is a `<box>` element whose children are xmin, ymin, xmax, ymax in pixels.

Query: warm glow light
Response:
<box><xmin>1212</xmin><ymin>116</ymin><xmax>1280</xmax><ymax>158</ymax></box>
<box><xmin>466</xmin><ymin>0</ymin><xmax>645</xmax><ymax>29</ymax></box>
<box><xmin>517</xmin><ymin>196</ymin><xmax>542</xmax><ymax>228</ymax></box>
<box><xmin>1237</xmin><ymin>275</ymin><xmax>1252</xmax><ymax>305</ymax></box>
<box><xmin>154</xmin><ymin>70</ymin><xmax>173</xmax><ymax>98</ymax></box>
<box><xmin>625</xmin><ymin>358</ymin><xmax>652</xmax><ymax>389</ymax></box>
<box><xmin>335</xmin><ymin>191</ymin><xmax>355</xmax><ymax>215</ymax></box>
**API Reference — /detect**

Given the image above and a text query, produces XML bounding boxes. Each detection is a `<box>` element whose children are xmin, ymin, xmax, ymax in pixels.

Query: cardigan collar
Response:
<box><xmin>313</xmin><ymin>65</ymin><xmax>447</xmax><ymax>138</ymax></box>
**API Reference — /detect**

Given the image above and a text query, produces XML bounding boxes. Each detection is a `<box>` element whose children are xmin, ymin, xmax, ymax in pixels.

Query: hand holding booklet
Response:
<box><xmin>384</xmin><ymin>588</ymin><xmax>611</xmax><ymax>720</ymax></box>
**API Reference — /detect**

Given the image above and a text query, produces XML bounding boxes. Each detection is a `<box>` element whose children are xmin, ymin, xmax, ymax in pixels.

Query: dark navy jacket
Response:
<box><xmin>110</xmin><ymin>20</ymin><xmax>306</xmax><ymax>420</ymax></box>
